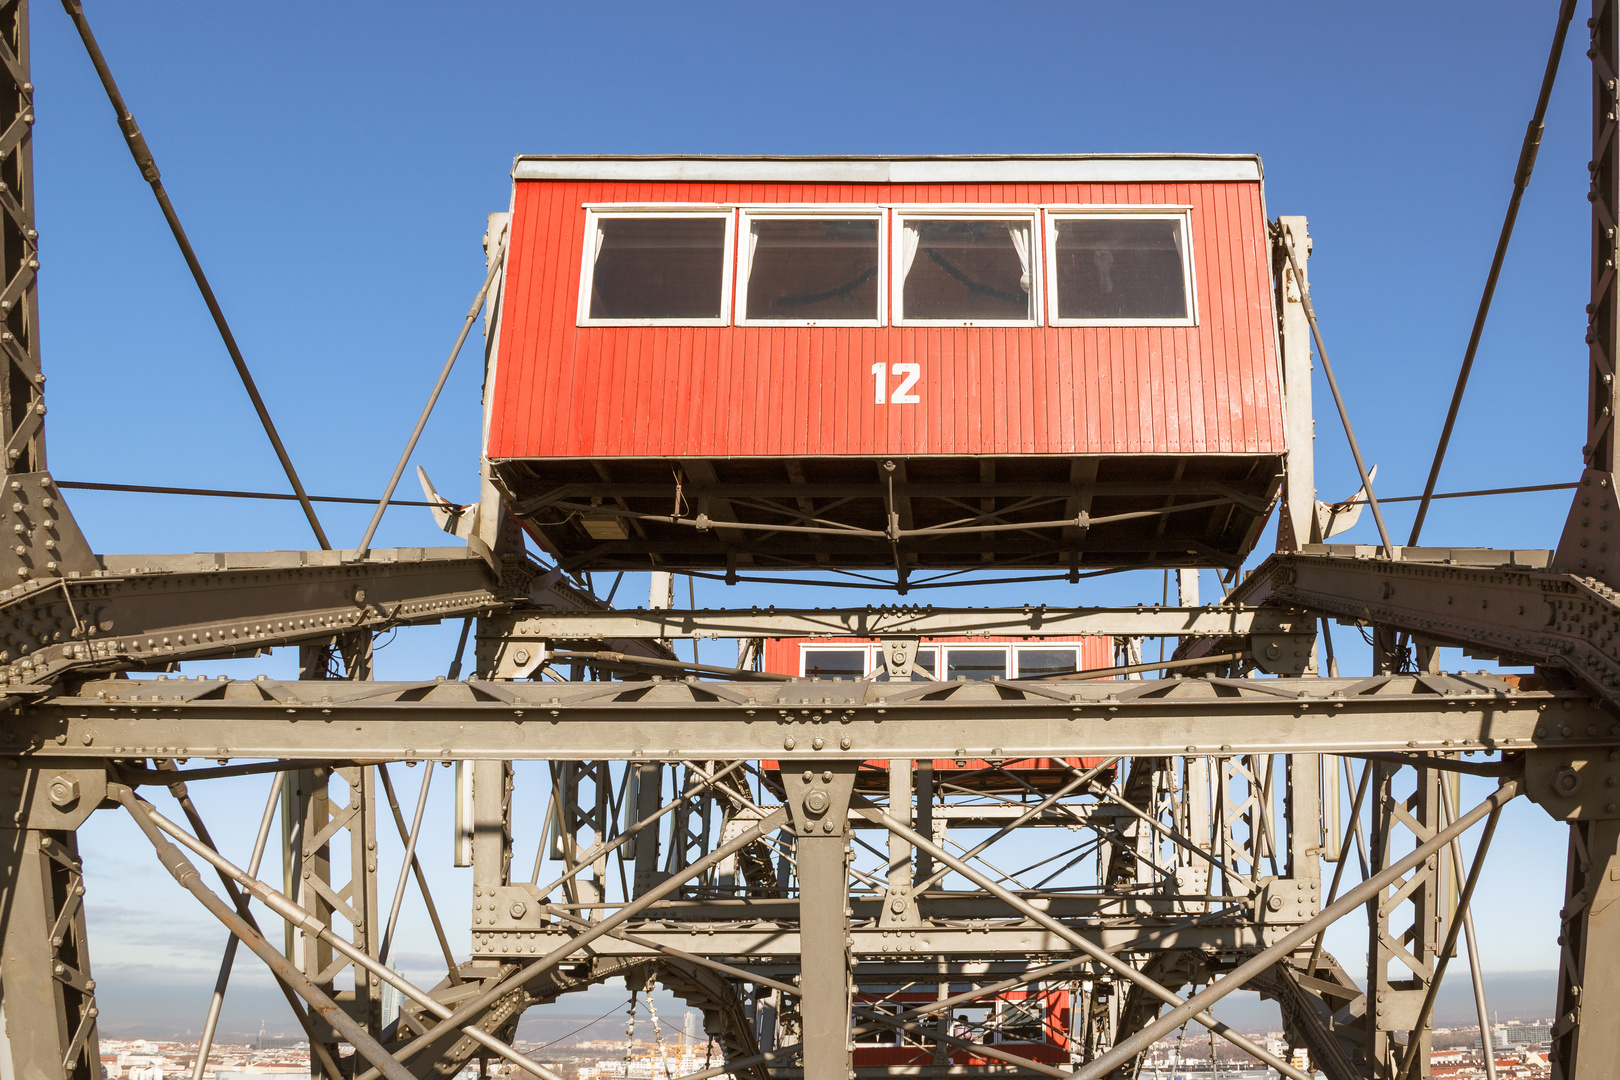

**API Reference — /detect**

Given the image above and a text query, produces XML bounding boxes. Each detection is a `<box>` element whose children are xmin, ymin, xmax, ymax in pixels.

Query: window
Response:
<box><xmin>740</xmin><ymin>212</ymin><xmax>884</xmax><ymax>324</ymax></box>
<box><xmin>994</xmin><ymin>998</ymin><xmax>1046</xmax><ymax>1044</ymax></box>
<box><xmin>852</xmin><ymin>1003</ymin><xmax>903</xmax><ymax>1047</ymax></box>
<box><xmin>1014</xmin><ymin>647</ymin><xmax>1080</xmax><ymax>678</ymax></box>
<box><xmin>802</xmin><ymin>647</ymin><xmax>869</xmax><ymax>678</ymax></box>
<box><xmin>895</xmin><ymin>213</ymin><xmax>1038</xmax><ymax>324</ymax></box>
<box><xmin>943</xmin><ymin>648</ymin><xmax>1007</xmax><ymax>681</ymax></box>
<box><xmin>798</xmin><ymin>644</ymin><xmax>938</xmax><ymax>679</ymax></box>
<box><xmin>1046</xmin><ymin>210</ymin><xmax>1195</xmax><ymax>326</ymax></box>
<box><xmin>578</xmin><ymin>210</ymin><xmax>732</xmax><ymax>326</ymax></box>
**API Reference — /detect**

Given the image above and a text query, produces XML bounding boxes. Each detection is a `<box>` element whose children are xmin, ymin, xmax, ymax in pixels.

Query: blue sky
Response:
<box><xmin>37</xmin><ymin>1</ymin><xmax>1586</xmax><ymax>1037</ymax></box>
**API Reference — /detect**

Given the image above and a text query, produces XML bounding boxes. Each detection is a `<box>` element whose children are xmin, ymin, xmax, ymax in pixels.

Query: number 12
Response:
<box><xmin>872</xmin><ymin>362</ymin><xmax>921</xmax><ymax>405</ymax></box>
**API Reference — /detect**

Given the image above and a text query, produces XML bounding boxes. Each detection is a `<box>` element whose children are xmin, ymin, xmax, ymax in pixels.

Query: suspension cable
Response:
<box><xmin>60</xmin><ymin>1</ymin><xmax>331</xmax><ymax>550</ymax></box>
<box><xmin>1407</xmin><ymin>0</ymin><xmax>1578</xmax><ymax>545</ymax></box>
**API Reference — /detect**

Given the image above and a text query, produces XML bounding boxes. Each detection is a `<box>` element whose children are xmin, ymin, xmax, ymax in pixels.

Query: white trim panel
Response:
<box><xmin>515</xmin><ymin>156</ymin><xmax>1262</xmax><ymax>184</ymax></box>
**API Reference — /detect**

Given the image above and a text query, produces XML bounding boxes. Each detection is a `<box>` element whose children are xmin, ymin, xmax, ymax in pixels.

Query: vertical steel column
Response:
<box><xmin>0</xmin><ymin>825</ymin><xmax>101</xmax><ymax>1080</ymax></box>
<box><xmin>1365</xmin><ymin>764</ymin><xmax>1441</xmax><ymax>1080</ymax></box>
<box><xmin>630</xmin><ymin>763</ymin><xmax>664</xmax><ymax>895</ymax></box>
<box><xmin>783</xmin><ymin>764</ymin><xmax>857</xmax><ymax>1080</ymax></box>
<box><xmin>287</xmin><ymin>640</ymin><xmax>379</xmax><ymax>1070</ymax></box>
<box><xmin>1551</xmin><ymin>819</ymin><xmax>1620</xmax><ymax>1080</ymax></box>
<box><xmin>1273</xmin><ymin>217</ymin><xmax>1315</xmax><ymax>551</ymax></box>
<box><xmin>0</xmin><ymin>0</ymin><xmax>91</xmax><ymax>587</ymax></box>
<box><xmin>1588</xmin><ymin>0</ymin><xmax>1620</xmax><ymax>474</ymax></box>
<box><xmin>470</xmin><ymin>760</ymin><xmax>513</xmax><ymax>889</ymax></box>
<box><xmin>885</xmin><ymin>760</ymin><xmax>913</xmax><ymax>916</ymax></box>
<box><xmin>0</xmin><ymin>0</ymin><xmax>38</xmax><ymax>481</ymax></box>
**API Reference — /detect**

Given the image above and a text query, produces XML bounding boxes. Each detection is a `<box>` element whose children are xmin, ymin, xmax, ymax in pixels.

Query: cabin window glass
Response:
<box><xmin>801</xmin><ymin>647</ymin><xmax>868</xmax><ymax>678</ymax></box>
<box><xmin>852</xmin><ymin>1004</ymin><xmax>903</xmax><ymax>1046</ymax></box>
<box><xmin>872</xmin><ymin>646</ymin><xmax>938</xmax><ymax>682</ymax></box>
<box><xmin>944</xmin><ymin>647</ymin><xmax>1007</xmax><ymax>681</ymax></box>
<box><xmin>896</xmin><ymin>215</ymin><xmax>1036</xmax><ymax>324</ymax></box>
<box><xmin>1015</xmin><ymin>647</ymin><xmax>1080</xmax><ymax>678</ymax></box>
<box><xmin>741</xmin><ymin>215</ymin><xmax>883</xmax><ymax>323</ymax></box>
<box><xmin>994</xmin><ymin>998</ymin><xmax>1046</xmax><ymax>1044</ymax></box>
<box><xmin>579</xmin><ymin>212</ymin><xmax>732</xmax><ymax>325</ymax></box>
<box><xmin>1048</xmin><ymin>212</ymin><xmax>1195</xmax><ymax>325</ymax></box>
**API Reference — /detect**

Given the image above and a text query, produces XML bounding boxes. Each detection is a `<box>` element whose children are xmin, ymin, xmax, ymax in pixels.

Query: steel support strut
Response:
<box><xmin>0</xmin><ymin>823</ymin><xmax>101</xmax><ymax>1080</ymax></box>
<box><xmin>783</xmin><ymin>764</ymin><xmax>857</xmax><ymax>1080</ymax></box>
<box><xmin>1551</xmin><ymin>819</ymin><xmax>1620</xmax><ymax>1080</ymax></box>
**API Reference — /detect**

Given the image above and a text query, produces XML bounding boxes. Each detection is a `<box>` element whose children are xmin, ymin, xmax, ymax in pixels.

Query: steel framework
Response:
<box><xmin>0</xmin><ymin>4</ymin><xmax>1615</xmax><ymax>1080</ymax></box>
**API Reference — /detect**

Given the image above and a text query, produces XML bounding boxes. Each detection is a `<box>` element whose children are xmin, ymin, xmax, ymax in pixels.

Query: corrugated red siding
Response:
<box><xmin>760</xmin><ymin>635</ymin><xmax>1113</xmax><ymax>676</ymax></box>
<box><xmin>487</xmin><ymin>180</ymin><xmax>1283</xmax><ymax>460</ymax></box>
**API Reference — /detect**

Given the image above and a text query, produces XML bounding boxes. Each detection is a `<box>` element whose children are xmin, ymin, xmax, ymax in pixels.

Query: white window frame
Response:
<box><xmin>1011</xmin><ymin>644</ymin><xmax>1082</xmax><ymax>678</ymax></box>
<box><xmin>891</xmin><ymin>205</ymin><xmax>1042</xmax><ymax>327</ymax></box>
<box><xmin>1043</xmin><ymin>206</ymin><xmax>1198</xmax><ymax>328</ymax></box>
<box><xmin>798</xmin><ymin>644</ymin><xmax>874</xmax><ymax>678</ymax></box>
<box><xmin>576</xmin><ymin>204</ymin><xmax>735</xmax><ymax>327</ymax></box>
<box><xmin>736</xmin><ymin>205</ymin><xmax>887</xmax><ymax>327</ymax></box>
<box><xmin>796</xmin><ymin>642</ymin><xmax>940</xmax><ymax>679</ymax></box>
<box><xmin>939</xmin><ymin>644</ymin><xmax>1011</xmax><ymax>680</ymax></box>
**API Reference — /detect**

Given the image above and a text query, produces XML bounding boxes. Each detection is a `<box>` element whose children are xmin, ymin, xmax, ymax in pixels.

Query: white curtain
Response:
<box><xmin>594</xmin><ymin>223</ymin><xmax>608</xmax><ymax>265</ymax></box>
<box><xmin>900</xmin><ymin>222</ymin><xmax>921</xmax><ymax>282</ymax></box>
<box><xmin>1007</xmin><ymin>222</ymin><xmax>1031</xmax><ymax>293</ymax></box>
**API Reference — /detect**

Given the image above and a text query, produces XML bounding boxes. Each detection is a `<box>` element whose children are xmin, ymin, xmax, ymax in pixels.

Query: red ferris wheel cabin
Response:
<box><xmin>484</xmin><ymin>155</ymin><xmax>1285</xmax><ymax>579</ymax></box>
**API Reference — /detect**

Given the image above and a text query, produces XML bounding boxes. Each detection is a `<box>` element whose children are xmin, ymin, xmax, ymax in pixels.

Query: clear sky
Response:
<box><xmin>34</xmin><ymin>0</ymin><xmax>1587</xmax><ymax>1038</ymax></box>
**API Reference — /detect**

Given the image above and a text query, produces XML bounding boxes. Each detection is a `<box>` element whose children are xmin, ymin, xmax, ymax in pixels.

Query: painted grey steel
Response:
<box><xmin>491</xmin><ymin>604</ymin><xmax>1309</xmax><ymax>641</ymax></box>
<box><xmin>113</xmin><ymin>785</ymin><xmax>415</xmax><ymax>1080</ymax></box>
<box><xmin>1273</xmin><ymin>216</ymin><xmax>1315</xmax><ymax>551</ymax></box>
<box><xmin>4</xmin><ymin>673</ymin><xmax>1605</xmax><ymax>762</ymax></box>
<box><xmin>510</xmin><ymin>154</ymin><xmax>1264</xmax><ymax>184</ymax></box>
<box><xmin>1074</xmin><ymin>780</ymin><xmax>1520</xmax><ymax>1080</ymax></box>
<box><xmin>1278</xmin><ymin>227</ymin><xmax>1392</xmax><ymax>553</ymax></box>
<box><xmin>353</xmin><ymin>231</ymin><xmax>509</xmax><ymax>559</ymax></box>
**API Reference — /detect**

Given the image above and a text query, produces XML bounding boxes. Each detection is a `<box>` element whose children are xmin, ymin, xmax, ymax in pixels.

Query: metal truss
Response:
<box><xmin>0</xmin><ymin>671</ymin><xmax>1602</xmax><ymax>761</ymax></box>
<box><xmin>1</xmin><ymin>3</ymin><xmax>1618</xmax><ymax>1080</ymax></box>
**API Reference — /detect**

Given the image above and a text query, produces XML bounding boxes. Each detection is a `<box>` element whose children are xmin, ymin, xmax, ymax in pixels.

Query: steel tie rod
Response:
<box><xmin>127</xmin><ymin>793</ymin><xmax>570</xmax><ymax>1080</ymax></box>
<box><xmin>1408</xmin><ymin>0</ymin><xmax>1578</xmax><ymax>546</ymax></box>
<box><xmin>354</xmin><ymin>805</ymin><xmax>792</xmax><ymax>1080</ymax></box>
<box><xmin>354</xmin><ymin>228</ymin><xmax>509</xmax><ymax>558</ymax></box>
<box><xmin>59</xmin><ymin>0</ymin><xmax>331</xmax><ymax>550</ymax></box>
<box><xmin>1074</xmin><ymin>777</ymin><xmax>1521</xmax><ymax>1080</ymax></box>
<box><xmin>852</xmin><ymin>793</ymin><xmax>1310</xmax><ymax>1080</ymax></box>
<box><xmin>191</xmin><ymin>772</ymin><xmax>282</xmax><ymax>1080</ymax></box>
<box><xmin>112</xmin><ymin>785</ymin><xmax>413</xmax><ymax>1080</ymax></box>
<box><xmin>1280</xmin><ymin>227</ymin><xmax>1393</xmax><ymax>555</ymax></box>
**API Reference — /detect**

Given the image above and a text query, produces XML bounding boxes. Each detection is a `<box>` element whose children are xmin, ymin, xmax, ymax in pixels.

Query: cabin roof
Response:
<box><xmin>511</xmin><ymin>154</ymin><xmax>1264</xmax><ymax>184</ymax></box>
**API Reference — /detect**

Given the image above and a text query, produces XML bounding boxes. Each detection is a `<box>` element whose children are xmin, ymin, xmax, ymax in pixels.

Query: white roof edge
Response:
<box><xmin>511</xmin><ymin>155</ymin><xmax>1263</xmax><ymax>184</ymax></box>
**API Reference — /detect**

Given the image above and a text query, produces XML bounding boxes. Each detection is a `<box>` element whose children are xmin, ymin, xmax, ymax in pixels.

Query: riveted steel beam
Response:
<box><xmin>489</xmin><ymin>605</ymin><xmax>1311</xmax><ymax>641</ymax></box>
<box><xmin>8</xmin><ymin>673</ymin><xmax>1608</xmax><ymax>762</ymax></box>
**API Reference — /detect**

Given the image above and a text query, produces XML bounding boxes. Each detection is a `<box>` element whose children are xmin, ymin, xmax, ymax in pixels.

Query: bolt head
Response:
<box><xmin>509</xmin><ymin>901</ymin><xmax>528</xmax><ymax>919</ymax></box>
<box><xmin>512</xmin><ymin>649</ymin><xmax>530</xmax><ymax>665</ymax></box>
<box><xmin>46</xmin><ymin>775</ymin><xmax>78</xmax><ymax>808</ymax></box>
<box><xmin>804</xmin><ymin>789</ymin><xmax>830</xmax><ymax>814</ymax></box>
<box><xmin>1267</xmin><ymin>895</ymin><xmax>1284</xmax><ymax>911</ymax></box>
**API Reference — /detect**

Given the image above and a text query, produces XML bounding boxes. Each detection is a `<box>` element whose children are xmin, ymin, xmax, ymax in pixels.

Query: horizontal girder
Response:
<box><xmin>493</xmin><ymin>604</ymin><xmax>1312</xmax><ymax>640</ymax></box>
<box><xmin>8</xmin><ymin>671</ymin><xmax>1611</xmax><ymax>760</ymax></box>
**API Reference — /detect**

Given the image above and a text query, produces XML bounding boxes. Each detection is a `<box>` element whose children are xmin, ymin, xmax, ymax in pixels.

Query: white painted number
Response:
<box><xmin>871</xmin><ymin>362</ymin><xmax>921</xmax><ymax>405</ymax></box>
<box><xmin>892</xmin><ymin>363</ymin><xmax>921</xmax><ymax>404</ymax></box>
